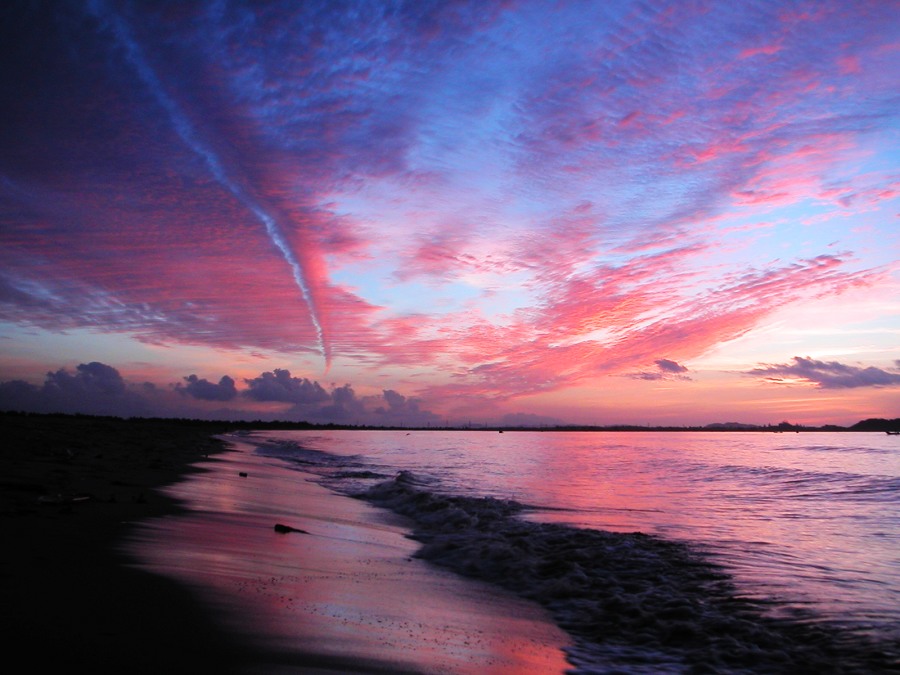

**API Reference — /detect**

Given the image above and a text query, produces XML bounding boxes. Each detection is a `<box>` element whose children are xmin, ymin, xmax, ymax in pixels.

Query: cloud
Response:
<box><xmin>748</xmin><ymin>357</ymin><xmax>900</xmax><ymax>389</ymax></box>
<box><xmin>242</xmin><ymin>371</ymin><xmax>442</xmax><ymax>426</ymax></box>
<box><xmin>315</xmin><ymin>383</ymin><xmax>366</xmax><ymax>422</ymax></box>
<box><xmin>630</xmin><ymin>359</ymin><xmax>691</xmax><ymax>381</ymax></box>
<box><xmin>243</xmin><ymin>369</ymin><xmax>331</xmax><ymax>405</ymax></box>
<box><xmin>0</xmin><ymin>362</ymin><xmax>150</xmax><ymax>417</ymax></box>
<box><xmin>0</xmin><ymin>1</ymin><xmax>897</xmax><ymax>419</ymax></box>
<box><xmin>178</xmin><ymin>374</ymin><xmax>237</xmax><ymax>401</ymax></box>
<box><xmin>242</xmin><ymin>369</ymin><xmax>445</xmax><ymax>425</ymax></box>
<box><xmin>0</xmin><ymin>361</ymin><xmax>444</xmax><ymax>426</ymax></box>
<box><xmin>409</xmin><ymin>250</ymin><xmax>875</xmax><ymax>404</ymax></box>
<box><xmin>0</xmin><ymin>379</ymin><xmax>42</xmax><ymax>411</ymax></box>
<box><xmin>373</xmin><ymin>389</ymin><xmax>441</xmax><ymax>426</ymax></box>
<box><xmin>85</xmin><ymin>0</ymin><xmax>330</xmax><ymax>364</ymax></box>
<box><xmin>656</xmin><ymin>359</ymin><xmax>689</xmax><ymax>374</ymax></box>
<box><xmin>46</xmin><ymin>361</ymin><xmax>127</xmax><ymax>396</ymax></box>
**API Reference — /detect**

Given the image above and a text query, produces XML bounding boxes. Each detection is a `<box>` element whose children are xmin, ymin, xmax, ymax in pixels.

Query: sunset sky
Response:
<box><xmin>1</xmin><ymin>0</ymin><xmax>898</xmax><ymax>426</ymax></box>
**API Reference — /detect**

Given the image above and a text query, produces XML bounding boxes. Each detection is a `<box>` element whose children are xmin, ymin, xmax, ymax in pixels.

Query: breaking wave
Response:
<box><xmin>250</xmin><ymin>436</ymin><xmax>900</xmax><ymax>673</ymax></box>
<box><xmin>356</xmin><ymin>471</ymin><xmax>899</xmax><ymax>674</ymax></box>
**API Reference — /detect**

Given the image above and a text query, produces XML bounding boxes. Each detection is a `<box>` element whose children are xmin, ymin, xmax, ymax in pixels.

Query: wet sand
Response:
<box><xmin>130</xmin><ymin>435</ymin><xmax>571</xmax><ymax>673</ymax></box>
<box><xmin>0</xmin><ymin>413</ymin><xmax>569</xmax><ymax>673</ymax></box>
<box><xmin>0</xmin><ymin>413</ymin><xmax>256</xmax><ymax>672</ymax></box>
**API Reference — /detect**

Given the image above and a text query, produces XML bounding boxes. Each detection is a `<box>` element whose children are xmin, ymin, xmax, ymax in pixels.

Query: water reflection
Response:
<box><xmin>282</xmin><ymin>429</ymin><xmax>899</xmax><ymax>638</ymax></box>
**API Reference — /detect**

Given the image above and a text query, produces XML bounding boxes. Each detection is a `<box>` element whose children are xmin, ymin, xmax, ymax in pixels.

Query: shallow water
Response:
<box><xmin>250</xmin><ymin>430</ymin><xmax>900</xmax><ymax>672</ymax></box>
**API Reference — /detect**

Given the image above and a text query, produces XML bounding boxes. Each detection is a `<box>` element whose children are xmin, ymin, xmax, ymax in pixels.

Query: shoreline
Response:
<box><xmin>0</xmin><ymin>413</ymin><xmax>261</xmax><ymax>673</ymax></box>
<box><xmin>129</xmin><ymin>432</ymin><xmax>571</xmax><ymax>673</ymax></box>
<box><xmin>1</xmin><ymin>413</ymin><xmax>571</xmax><ymax>673</ymax></box>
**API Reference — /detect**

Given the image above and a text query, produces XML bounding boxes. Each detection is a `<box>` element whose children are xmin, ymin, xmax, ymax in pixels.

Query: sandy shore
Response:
<box><xmin>0</xmin><ymin>412</ymin><xmax>259</xmax><ymax>672</ymax></box>
<box><xmin>128</xmin><ymin>434</ymin><xmax>570</xmax><ymax>673</ymax></box>
<box><xmin>0</xmin><ymin>413</ymin><xmax>569</xmax><ymax>673</ymax></box>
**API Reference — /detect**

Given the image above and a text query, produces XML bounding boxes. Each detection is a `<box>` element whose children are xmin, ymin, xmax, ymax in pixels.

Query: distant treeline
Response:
<box><xmin>847</xmin><ymin>417</ymin><xmax>900</xmax><ymax>432</ymax></box>
<box><xmin>1</xmin><ymin>410</ymin><xmax>897</xmax><ymax>433</ymax></box>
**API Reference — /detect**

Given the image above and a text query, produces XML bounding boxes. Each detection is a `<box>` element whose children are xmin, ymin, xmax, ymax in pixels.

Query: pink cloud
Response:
<box><xmin>618</xmin><ymin>110</ymin><xmax>641</xmax><ymax>128</ymax></box>
<box><xmin>837</xmin><ymin>54</ymin><xmax>862</xmax><ymax>75</ymax></box>
<box><xmin>737</xmin><ymin>40</ymin><xmax>784</xmax><ymax>60</ymax></box>
<box><xmin>393</xmin><ymin>229</ymin><xmax>475</xmax><ymax>283</ymax></box>
<box><xmin>372</xmin><ymin>247</ymin><xmax>884</xmax><ymax>409</ymax></box>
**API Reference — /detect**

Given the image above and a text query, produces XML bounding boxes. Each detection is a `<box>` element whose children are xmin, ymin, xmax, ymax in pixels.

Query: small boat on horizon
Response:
<box><xmin>886</xmin><ymin>431</ymin><xmax>900</xmax><ymax>436</ymax></box>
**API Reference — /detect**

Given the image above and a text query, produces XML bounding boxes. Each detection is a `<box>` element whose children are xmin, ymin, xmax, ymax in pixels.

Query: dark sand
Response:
<box><xmin>0</xmin><ymin>413</ymin><xmax>267</xmax><ymax>673</ymax></box>
<box><xmin>1</xmin><ymin>413</ymin><xmax>569</xmax><ymax>673</ymax></box>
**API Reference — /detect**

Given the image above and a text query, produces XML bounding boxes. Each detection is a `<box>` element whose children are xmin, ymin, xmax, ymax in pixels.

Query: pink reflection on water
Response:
<box><xmin>499</xmin><ymin>431</ymin><xmax>900</xmax><ymax>631</ymax></box>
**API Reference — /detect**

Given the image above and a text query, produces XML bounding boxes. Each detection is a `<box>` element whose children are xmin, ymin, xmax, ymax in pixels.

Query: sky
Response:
<box><xmin>1</xmin><ymin>0</ymin><xmax>898</xmax><ymax>427</ymax></box>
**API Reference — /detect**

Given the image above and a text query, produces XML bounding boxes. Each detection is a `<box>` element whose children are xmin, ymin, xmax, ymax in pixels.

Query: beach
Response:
<box><xmin>0</xmin><ymin>414</ymin><xmax>569</xmax><ymax>673</ymax></box>
<box><xmin>4</xmin><ymin>414</ymin><xmax>898</xmax><ymax>673</ymax></box>
<box><xmin>0</xmin><ymin>413</ymin><xmax>257</xmax><ymax>672</ymax></box>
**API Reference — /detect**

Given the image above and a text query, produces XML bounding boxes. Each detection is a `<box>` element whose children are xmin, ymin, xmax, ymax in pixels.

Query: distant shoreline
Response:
<box><xmin>2</xmin><ymin>409</ymin><xmax>898</xmax><ymax>434</ymax></box>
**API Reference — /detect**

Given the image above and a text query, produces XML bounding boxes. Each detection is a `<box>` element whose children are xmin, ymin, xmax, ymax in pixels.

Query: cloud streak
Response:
<box><xmin>749</xmin><ymin>357</ymin><xmax>900</xmax><ymax>389</ymax></box>
<box><xmin>86</xmin><ymin>0</ymin><xmax>330</xmax><ymax>366</ymax></box>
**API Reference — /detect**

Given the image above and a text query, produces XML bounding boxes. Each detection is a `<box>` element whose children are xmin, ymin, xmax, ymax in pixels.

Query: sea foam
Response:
<box><xmin>356</xmin><ymin>470</ymin><xmax>899</xmax><ymax>674</ymax></box>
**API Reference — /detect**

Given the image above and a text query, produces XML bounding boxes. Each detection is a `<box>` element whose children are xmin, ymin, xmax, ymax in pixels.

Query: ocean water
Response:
<box><xmin>248</xmin><ymin>429</ymin><xmax>900</xmax><ymax>673</ymax></box>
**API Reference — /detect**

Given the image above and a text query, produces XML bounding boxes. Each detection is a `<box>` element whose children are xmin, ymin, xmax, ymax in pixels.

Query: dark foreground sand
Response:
<box><xmin>0</xmin><ymin>413</ymin><xmax>261</xmax><ymax>673</ymax></box>
<box><xmin>1</xmin><ymin>413</ymin><xmax>569</xmax><ymax>673</ymax></box>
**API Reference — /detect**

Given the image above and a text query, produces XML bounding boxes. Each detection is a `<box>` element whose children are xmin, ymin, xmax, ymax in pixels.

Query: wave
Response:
<box><xmin>355</xmin><ymin>471</ymin><xmax>900</xmax><ymax>674</ymax></box>
<box><xmin>248</xmin><ymin>436</ymin><xmax>899</xmax><ymax>672</ymax></box>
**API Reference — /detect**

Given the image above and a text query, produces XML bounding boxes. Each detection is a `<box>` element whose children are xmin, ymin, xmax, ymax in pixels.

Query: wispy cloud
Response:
<box><xmin>748</xmin><ymin>357</ymin><xmax>900</xmax><ymax>389</ymax></box>
<box><xmin>396</xmin><ymin>251</ymin><xmax>883</xmax><ymax>402</ymax></box>
<box><xmin>86</xmin><ymin>0</ymin><xmax>330</xmax><ymax>365</ymax></box>
<box><xmin>630</xmin><ymin>359</ymin><xmax>691</xmax><ymax>382</ymax></box>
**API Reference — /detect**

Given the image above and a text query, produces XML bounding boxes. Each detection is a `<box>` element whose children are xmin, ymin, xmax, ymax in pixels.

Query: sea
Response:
<box><xmin>143</xmin><ymin>429</ymin><xmax>900</xmax><ymax>673</ymax></box>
